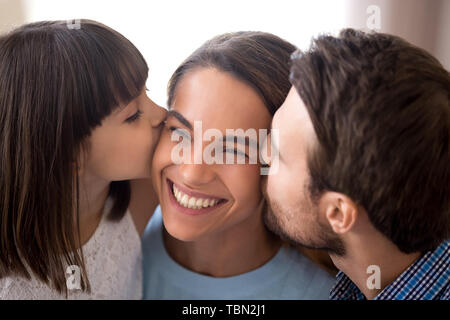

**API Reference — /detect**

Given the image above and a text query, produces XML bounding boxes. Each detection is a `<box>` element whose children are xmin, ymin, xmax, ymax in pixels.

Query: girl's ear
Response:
<box><xmin>73</xmin><ymin>161</ymin><xmax>82</xmax><ymax>176</ymax></box>
<box><xmin>75</xmin><ymin>144</ymin><xmax>88</xmax><ymax>177</ymax></box>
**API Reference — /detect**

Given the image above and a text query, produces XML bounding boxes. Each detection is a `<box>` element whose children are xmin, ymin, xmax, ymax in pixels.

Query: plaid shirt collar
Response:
<box><xmin>329</xmin><ymin>239</ymin><xmax>450</xmax><ymax>300</ymax></box>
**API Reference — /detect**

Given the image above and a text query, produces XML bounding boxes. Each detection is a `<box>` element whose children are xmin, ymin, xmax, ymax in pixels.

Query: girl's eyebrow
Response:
<box><xmin>112</xmin><ymin>100</ymin><xmax>134</xmax><ymax>115</ymax></box>
<box><xmin>167</xmin><ymin>110</ymin><xmax>193</xmax><ymax>130</ymax></box>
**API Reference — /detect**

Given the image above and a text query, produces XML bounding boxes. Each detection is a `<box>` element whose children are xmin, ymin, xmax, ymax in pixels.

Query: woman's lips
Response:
<box><xmin>166</xmin><ymin>178</ymin><xmax>227</xmax><ymax>216</ymax></box>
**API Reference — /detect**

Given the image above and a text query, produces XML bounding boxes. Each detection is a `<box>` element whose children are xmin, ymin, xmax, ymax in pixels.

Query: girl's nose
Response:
<box><xmin>150</xmin><ymin>102</ymin><xmax>167</xmax><ymax>128</ymax></box>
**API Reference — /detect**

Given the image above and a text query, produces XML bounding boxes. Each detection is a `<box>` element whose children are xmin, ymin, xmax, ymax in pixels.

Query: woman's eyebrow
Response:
<box><xmin>167</xmin><ymin>110</ymin><xmax>193</xmax><ymax>130</ymax></box>
<box><xmin>167</xmin><ymin>110</ymin><xmax>257</xmax><ymax>150</ymax></box>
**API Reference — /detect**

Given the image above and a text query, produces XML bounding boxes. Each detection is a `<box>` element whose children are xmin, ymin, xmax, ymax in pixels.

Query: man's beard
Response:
<box><xmin>262</xmin><ymin>178</ymin><xmax>346</xmax><ymax>256</ymax></box>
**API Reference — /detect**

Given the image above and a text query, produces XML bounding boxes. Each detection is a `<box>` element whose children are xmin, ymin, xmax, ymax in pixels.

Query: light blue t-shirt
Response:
<box><xmin>142</xmin><ymin>206</ymin><xmax>335</xmax><ymax>299</ymax></box>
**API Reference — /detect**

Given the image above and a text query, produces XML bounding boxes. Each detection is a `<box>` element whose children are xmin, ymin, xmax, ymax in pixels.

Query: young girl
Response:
<box><xmin>143</xmin><ymin>32</ymin><xmax>336</xmax><ymax>299</ymax></box>
<box><xmin>0</xmin><ymin>20</ymin><xmax>166</xmax><ymax>299</ymax></box>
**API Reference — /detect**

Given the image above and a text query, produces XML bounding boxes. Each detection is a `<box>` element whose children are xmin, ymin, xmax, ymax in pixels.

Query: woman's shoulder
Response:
<box><xmin>289</xmin><ymin>245</ymin><xmax>338</xmax><ymax>276</ymax></box>
<box><xmin>274</xmin><ymin>245</ymin><xmax>336</xmax><ymax>299</ymax></box>
<box><xmin>141</xmin><ymin>205</ymin><xmax>163</xmax><ymax>251</ymax></box>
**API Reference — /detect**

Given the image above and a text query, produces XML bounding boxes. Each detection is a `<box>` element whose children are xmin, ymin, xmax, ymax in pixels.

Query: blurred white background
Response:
<box><xmin>1</xmin><ymin>0</ymin><xmax>449</xmax><ymax>107</ymax></box>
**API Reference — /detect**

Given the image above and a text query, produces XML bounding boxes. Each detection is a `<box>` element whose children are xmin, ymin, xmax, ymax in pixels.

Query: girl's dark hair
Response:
<box><xmin>167</xmin><ymin>31</ymin><xmax>296</xmax><ymax>115</ymax></box>
<box><xmin>0</xmin><ymin>20</ymin><xmax>148</xmax><ymax>293</ymax></box>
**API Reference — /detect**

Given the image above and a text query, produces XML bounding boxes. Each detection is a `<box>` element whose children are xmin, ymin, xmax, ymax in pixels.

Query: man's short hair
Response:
<box><xmin>290</xmin><ymin>28</ymin><xmax>450</xmax><ymax>253</ymax></box>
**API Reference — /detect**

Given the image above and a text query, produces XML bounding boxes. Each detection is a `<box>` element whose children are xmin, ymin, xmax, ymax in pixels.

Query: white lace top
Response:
<box><xmin>0</xmin><ymin>198</ymin><xmax>142</xmax><ymax>300</ymax></box>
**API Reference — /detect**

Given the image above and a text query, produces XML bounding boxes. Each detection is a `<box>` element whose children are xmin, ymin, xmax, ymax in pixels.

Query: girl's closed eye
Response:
<box><xmin>125</xmin><ymin>109</ymin><xmax>143</xmax><ymax>123</ymax></box>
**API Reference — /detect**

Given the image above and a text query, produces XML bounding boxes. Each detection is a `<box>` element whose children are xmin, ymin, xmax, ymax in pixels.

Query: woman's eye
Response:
<box><xmin>168</xmin><ymin>126</ymin><xmax>191</xmax><ymax>141</ymax></box>
<box><xmin>125</xmin><ymin>110</ymin><xmax>143</xmax><ymax>123</ymax></box>
<box><xmin>223</xmin><ymin>147</ymin><xmax>249</xmax><ymax>159</ymax></box>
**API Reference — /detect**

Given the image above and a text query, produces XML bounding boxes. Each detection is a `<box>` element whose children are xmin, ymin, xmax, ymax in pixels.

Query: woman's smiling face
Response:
<box><xmin>152</xmin><ymin>67</ymin><xmax>272</xmax><ymax>241</ymax></box>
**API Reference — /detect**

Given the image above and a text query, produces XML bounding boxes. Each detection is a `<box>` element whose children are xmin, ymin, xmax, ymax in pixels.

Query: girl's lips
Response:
<box><xmin>165</xmin><ymin>178</ymin><xmax>228</xmax><ymax>216</ymax></box>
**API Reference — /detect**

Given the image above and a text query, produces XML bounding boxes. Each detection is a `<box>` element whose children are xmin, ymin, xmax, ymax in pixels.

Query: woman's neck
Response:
<box><xmin>163</xmin><ymin>201</ymin><xmax>282</xmax><ymax>277</ymax></box>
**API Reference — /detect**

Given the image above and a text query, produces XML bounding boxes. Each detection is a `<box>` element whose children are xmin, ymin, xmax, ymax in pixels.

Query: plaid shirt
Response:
<box><xmin>330</xmin><ymin>239</ymin><xmax>450</xmax><ymax>300</ymax></box>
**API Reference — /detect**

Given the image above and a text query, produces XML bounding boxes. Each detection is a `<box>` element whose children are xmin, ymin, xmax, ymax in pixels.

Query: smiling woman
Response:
<box><xmin>142</xmin><ymin>31</ymin><xmax>336</xmax><ymax>300</ymax></box>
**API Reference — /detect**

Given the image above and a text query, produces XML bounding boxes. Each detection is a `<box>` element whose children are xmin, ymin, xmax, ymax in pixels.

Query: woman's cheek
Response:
<box><xmin>224</xmin><ymin>164</ymin><xmax>262</xmax><ymax>207</ymax></box>
<box><xmin>151</xmin><ymin>135</ymin><xmax>175</xmax><ymax>190</ymax></box>
<box><xmin>153</xmin><ymin>135</ymin><xmax>174</xmax><ymax>168</ymax></box>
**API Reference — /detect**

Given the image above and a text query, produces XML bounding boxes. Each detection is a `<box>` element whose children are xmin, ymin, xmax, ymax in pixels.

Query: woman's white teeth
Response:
<box><xmin>173</xmin><ymin>184</ymin><xmax>218</xmax><ymax>209</ymax></box>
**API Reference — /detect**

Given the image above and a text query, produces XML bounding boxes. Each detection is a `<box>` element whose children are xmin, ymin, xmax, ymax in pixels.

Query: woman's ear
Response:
<box><xmin>320</xmin><ymin>192</ymin><xmax>359</xmax><ymax>234</ymax></box>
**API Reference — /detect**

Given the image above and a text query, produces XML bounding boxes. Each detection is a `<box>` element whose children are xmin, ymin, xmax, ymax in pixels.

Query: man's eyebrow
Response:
<box><xmin>166</xmin><ymin>110</ymin><xmax>193</xmax><ymax>130</ymax></box>
<box><xmin>222</xmin><ymin>135</ymin><xmax>259</xmax><ymax>150</ymax></box>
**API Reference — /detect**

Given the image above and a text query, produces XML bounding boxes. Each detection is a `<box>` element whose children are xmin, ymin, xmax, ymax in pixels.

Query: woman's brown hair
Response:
<box><xmin>167</xmin><ymin>31</ymin><xmax>296</xmax><ymax>116</ymax></box>
<box><xmin>0</xmin><ymin>20</ymin><xmax>148</xmax><ymax>293</ymax></box>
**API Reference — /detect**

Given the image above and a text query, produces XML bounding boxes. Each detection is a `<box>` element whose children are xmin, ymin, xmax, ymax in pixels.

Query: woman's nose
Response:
<box><xmin>178</xmin><ymin>163</ymin><xmax>216</xmax><ymax>187</ymax></box>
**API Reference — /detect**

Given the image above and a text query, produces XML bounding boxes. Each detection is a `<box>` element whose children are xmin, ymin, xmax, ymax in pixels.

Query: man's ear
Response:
<box><xmin>320</xmin><ymin>192</ymin><xmax>358</xmax><ymax>234</ymax></box>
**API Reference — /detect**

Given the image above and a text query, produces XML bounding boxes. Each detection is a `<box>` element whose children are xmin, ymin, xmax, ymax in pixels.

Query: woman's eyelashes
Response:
<box><xmin>125</xmin><ymin>109</ymin><xmax>143</xmax><ymax>123</ymax></box>
<box><xmin>167</xmin><ymin>125</ymin><xmax>191</xmax><ymax>140</ymax></box>
<box><xmin>223</xmin><ymin>147</ymin><xmax>249</xmax><ymax>159</ymax></box>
